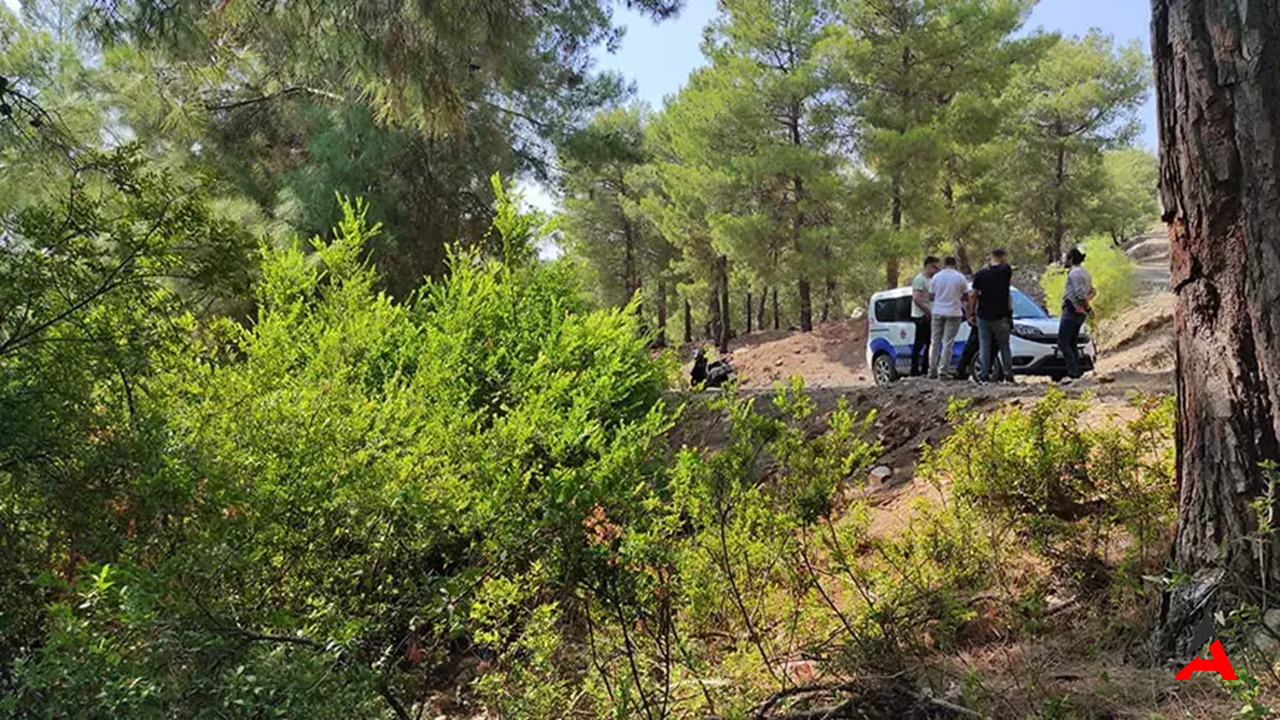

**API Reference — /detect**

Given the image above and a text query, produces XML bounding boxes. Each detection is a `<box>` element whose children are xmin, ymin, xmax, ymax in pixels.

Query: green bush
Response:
<box><xmin>1040</xmin><ymin>236</ymin><xmax>1139</xmax><ymax>322</ymax></box>
<box><xmin>1</xmin><ymin>174</ymin><xmax>680</xmax><ymax>716</ymax></box>
<box><xmin>920</xmin><ymin>389</ymin><xmax>1176</xmax><ymax>574</ymax></box>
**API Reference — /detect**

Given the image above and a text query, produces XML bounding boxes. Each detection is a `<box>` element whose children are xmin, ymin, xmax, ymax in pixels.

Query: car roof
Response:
<box><xmin>869</xmin><ymin>285</ymin><xmax>1026</xmax><ymax>301</ymax></box>
<box><xmin>869</xmin><ymin>287</ymin><xmax>913</xmax><ymax>300</ymax></box>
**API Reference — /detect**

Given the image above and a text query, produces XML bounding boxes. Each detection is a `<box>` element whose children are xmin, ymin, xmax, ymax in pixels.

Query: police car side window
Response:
<box><xmin>874</xmin><ymin>297</ymin><xmax>912</xmax><ymax>323</ymax></box>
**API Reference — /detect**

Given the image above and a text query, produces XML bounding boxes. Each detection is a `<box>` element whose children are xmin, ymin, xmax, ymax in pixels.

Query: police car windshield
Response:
<box><xmin>1012</xmin><ymin>289</ymin><xmax>1048</xmax><ymax>319</ymax></box>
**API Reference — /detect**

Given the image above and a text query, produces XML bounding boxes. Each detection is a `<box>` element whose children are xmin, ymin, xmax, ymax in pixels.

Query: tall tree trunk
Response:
<box><xmin>944</xmin><ymin>180</ymin><xmax>974</xmax><ymax>275</ymax></box>
<box><xmin>887</xmin><ymin>173</ymin><xmax>903</xmax><ymax>288</ymax></box>
<box><xmin>746</xmin><ymin>291</ymin><xmax>753</xmax><ymax>334</ymax></box>
<box><xmin>798</xmin><ymin>280</ymin><xmax>813</xmax><ymax>332</ymax></box>
<box><xmin>706</xmin><ymin>281</ymin><xmax>720</xmax><ymax>344</ymax></box>
<box><xmin>655</xmin><ymin>279</ymin><xmax>667</xmax><ymax>348</ymax></box>
<box><xmin>772</xmin><ymin>287</ymin><xmax>780</xmax><ymax>330</ymax></box>
<box><xmin>757</xmin><ymin>290</ymin><xmax>767</xmax><ymax>331</ymax></box>
<box><xmin>956</xmin><ymin>242</ymin><xmax>973</xmax><ymax>276</ymax></box>
<box><xmin>717</xmin><ymin>255</ymin><xmax>731</xmax><ymax>353</ymax></box>
<box><xmin>1048</xmin><ymin>145</ymin><xmax>1068</xmax><ymax>265</ymax></box>
<box><xmin>1152</xmin><ymin>0</ymin><xmax>1280</xmax><ymax>659</ymax></box>
<box><xmin>683</xmin><ymin>298</ymin><xmax>693</xmax><ymax>345</ymax></box>
<box><xmin>788</xmin><ymin>106</ymin><xmax>814</xmax><ymax>333</ymax></box>
<box><xmin>622</xmin><ymin>213</ymin><xmax>639</xmax><ymax>299</ymax></box>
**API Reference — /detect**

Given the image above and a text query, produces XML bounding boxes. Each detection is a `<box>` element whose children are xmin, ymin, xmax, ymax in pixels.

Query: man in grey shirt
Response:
<box><xmin>1058</xmin><ymin>247</ymin><xmax>1095</xmax><ymax>383</ymax></box>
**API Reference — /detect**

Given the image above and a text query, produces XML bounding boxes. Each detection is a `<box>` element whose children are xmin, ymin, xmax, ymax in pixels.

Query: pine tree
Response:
<box><xmin>1004</xmin><ymin>31</ymin><xmax>1149</xmax><ymax>264</ymax></box>
<box><xmin>832</xmin><ymin>0</ymin><xmax>1032</xmax><ymax>286</ymax></box>
<box><xmin>644</xmin><ymin>83</ymin><xmax>731</xmax><ymax>350</ymax></box>
<box><xmin>560</xmin><ymin>106</ymin><xmax>677</xmax><ymax>343</ymax></box>
<box><xmin>685</xmin><ymin>0</ymin><xmax>846</xmax><ymax>332</ymax></box>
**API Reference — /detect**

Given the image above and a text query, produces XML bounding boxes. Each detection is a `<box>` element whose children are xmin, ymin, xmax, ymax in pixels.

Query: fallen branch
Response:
<box><xmin>751</xmin><ymin>680</ymin><xmax>862</xmax><ymax>719</ymax></box>
<box><xmin>909</xmin><ymin>691</ymin><xmax>987</xmax><ymax>719</ymax></box>
<box><xmin>745</xmin><ymin>676</ymin><xmax>985</xmax><ymax>720</ymax></box>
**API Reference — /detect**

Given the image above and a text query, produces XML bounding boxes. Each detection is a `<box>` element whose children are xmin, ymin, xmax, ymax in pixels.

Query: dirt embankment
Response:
<box><xmin>1095</xmin><ymin>232</ymin><xmax>1176</xmax><ymax>377</ymax></box>
<box><xmin>724</xmin><ymin>318</ymin><xmax>872</xmax><ymax>390</ymax></box>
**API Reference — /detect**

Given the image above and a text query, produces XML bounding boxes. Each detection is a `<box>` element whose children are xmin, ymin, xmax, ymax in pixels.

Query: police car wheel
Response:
<box><xmin>873</xmin><ymin>353</ymin><xmax>897</xmax><ymax>386</ymax></box>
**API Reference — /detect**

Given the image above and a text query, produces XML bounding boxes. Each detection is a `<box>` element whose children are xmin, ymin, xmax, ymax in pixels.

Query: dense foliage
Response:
<box><xmin>4</xmin><ymin>0</ymin><xmax>682</xmax><ymax>297</ymax></box>
<box><xmin>0</xmin><ymin>0</ymin><xmax>1189</xmax><ymax>716</ymax></box>
<box><xmin>0</xmin><ymin>176</ymin><xmax>675</xmax><ymax>715</ymax></box>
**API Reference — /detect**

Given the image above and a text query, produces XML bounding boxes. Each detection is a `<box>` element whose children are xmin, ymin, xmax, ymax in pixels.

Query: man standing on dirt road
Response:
<box><xmin>1057</xmin><ymin>247</ymin><xmax>1095</xmax><ymax>384</ymax></box>
<box><xmin>969</xmin><ymin>249</ymin><xmax>1015</xmax><ymax>385</ymax></box>
<box><xmin>927</xmin><ymin>257</ymin><xmax>968</xmax><ymax>380</ymax></box>
<box><xmin>910</xmin><ymin>256</ymin><xmax>940</xmax><ymax>377</ymax></box>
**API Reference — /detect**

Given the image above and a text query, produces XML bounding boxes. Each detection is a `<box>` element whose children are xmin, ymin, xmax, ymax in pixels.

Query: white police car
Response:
<box><xmin>865</xmin><ymin>286</ymin><xmax>1094</xmax><ymax>386</ymax></box>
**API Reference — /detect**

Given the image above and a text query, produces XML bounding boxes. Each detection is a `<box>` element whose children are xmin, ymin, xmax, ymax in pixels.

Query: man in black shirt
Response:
<box><xmin>967</xmin><ymin>248</ymin><xmax>1014</xmax><ymax>384</ymax></box>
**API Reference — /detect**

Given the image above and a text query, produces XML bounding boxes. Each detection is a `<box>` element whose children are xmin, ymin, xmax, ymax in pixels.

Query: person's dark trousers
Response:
<box><xmin>955</xmin><ymin>328</ymin><xmax>978</xmax><ymax>379</ymax></box>
<box><xmin>1058</xmin><ymin>305</ymin><xmax>1087</xmax><ymax>379</ymax></box>
<box><xmin>910</xmin><ymin>315</ymin><xmax>931</xmax><ymax>376</ymax></box>
<box><xmin>977</xmin><ymin>316</ymin><xmax>1013</xmax><ymax>382</ymax></box>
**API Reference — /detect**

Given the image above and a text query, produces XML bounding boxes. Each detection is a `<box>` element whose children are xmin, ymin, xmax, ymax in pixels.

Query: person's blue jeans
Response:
<box><xmin>977</xmin><ymin>317</ymin><xmax>1013</xmax><ymax>382</ymax></box>
<box><xmin>911</xmin><ymin>315</ymin><xmax>931</xmax><ymax>376</ymax></box>
<box><xmin>1058</xmin><ymin>306</ymin><xmax>1087</xmax><ymax>379</ymax></box>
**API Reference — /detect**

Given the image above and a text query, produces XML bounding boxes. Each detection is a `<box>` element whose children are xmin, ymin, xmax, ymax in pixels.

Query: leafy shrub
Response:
<box><xmin>1040</xmin><ymin>235</ymin><xmax>1138</xmax><ymax>322</ymax></box>
<box><xmin>1</xmin><ymin>177</ymin><xmax>677</xmax><ymax>716</ymax></box>
<box><xmin>921</xmin><ymin>390</ymin><xmax>1176</xmax><ymax>576</ymax></box>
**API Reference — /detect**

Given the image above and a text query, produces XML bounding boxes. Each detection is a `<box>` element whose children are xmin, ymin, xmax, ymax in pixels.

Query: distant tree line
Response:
<box><xmin>557</xmin><ymin>0</ymin><xmax>1157</xmax><ymax>351</ymax></box>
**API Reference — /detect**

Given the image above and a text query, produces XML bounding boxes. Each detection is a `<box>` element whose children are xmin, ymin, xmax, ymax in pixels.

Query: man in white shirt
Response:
<box><xmin>928</xmin><ymin>256</ymin><xmax>969</xmax><ymax>380</ymax></box>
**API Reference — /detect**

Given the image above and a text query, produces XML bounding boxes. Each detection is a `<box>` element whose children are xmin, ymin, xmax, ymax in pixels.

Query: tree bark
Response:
<box><xmin>956</xmin><ymin>242</ymin><xmax>973</xmax><ymax>276</ymax></box>
<box><xmin>622</xmin><ymin>211</ymin><xmax>639</xmax><ymax>300</ymax></box>
<box><xmin>706</xmin><ymin>281</ymin><xmax>720</xmax><ymax>343</ymax></box>
<box><xmin>717</xmin><ymin>255</ymin><xmax>731</xmax><ymax>353</ymax></box>
<box><xmin>1152</xmin><ymin>0</ymin><xmax>1280</xmax><ymax>659</ymax></box>
<box><xmin>798</xmin><ymin>279</ymin><xmax>813</xmax><ymax>332</ymax></box>
<box><xmin>655</xmin><ymin>279</ymin><xmax>667</xmax><ymax>348</ymax></box>
<box><xmin>746</xmin><ymin>291</ymin><xmax>753</xmax><ymax>334</ymax></box>
<box><xmin>683</xmin><ymin>298</ymin><xmax>693</xmax><ymax>345</ymax></box>
<box><xmin>823</xmin><ymin>276</ymin><xmax>839</xmax><ymax>322</ymax></box>
<box><xmin>1047</xmin><ymin>145</ymin><xmax>1068</xmax><ymax>265</ymax></box>
<box><xmin>772</xmin><ymin>287</ymin><xmax>780</xmax><ymax>330</ymax></box>
<box><xmin>887</xmin><ymin>173</ymin><xmax>903</xmax><ymax>288</ymax></box>
<box><xmin>757</xmin><ymin>290</ymin><xmax>768</xmax><ymax>331</ymax></box>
